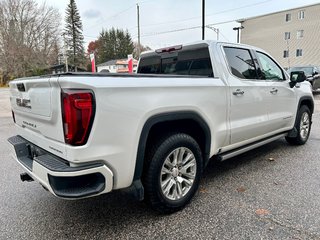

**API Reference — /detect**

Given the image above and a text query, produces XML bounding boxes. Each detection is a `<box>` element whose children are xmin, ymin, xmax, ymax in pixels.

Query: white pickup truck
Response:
<box><xmin>8</xmin><ymin>41</ymin><xmax>314</xmax><ymax>213</ymax></box>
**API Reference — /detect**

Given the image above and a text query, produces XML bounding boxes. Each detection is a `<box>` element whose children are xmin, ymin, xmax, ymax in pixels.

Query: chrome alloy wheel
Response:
<box><xmin>300</xmin><ymin>112</ymin><xmax>310</xmax><ymax>140</ymax></box>
<box><xmin>160</xmin><ymin>147</ymin><xmax>197</xmax><ymax>201</ymax></box>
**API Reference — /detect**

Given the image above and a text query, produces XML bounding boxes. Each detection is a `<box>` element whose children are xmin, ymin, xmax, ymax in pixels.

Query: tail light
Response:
<box><xmin>61</xmin><ymin>89</ymin><xmax>95</xmax><ymax>146</ymax></box>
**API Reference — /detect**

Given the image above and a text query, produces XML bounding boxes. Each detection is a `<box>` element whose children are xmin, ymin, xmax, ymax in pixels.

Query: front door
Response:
<box><xmin>255</xmin><ymin>51</ymin><xmax>297</xmax><ymax>133</ymax></box>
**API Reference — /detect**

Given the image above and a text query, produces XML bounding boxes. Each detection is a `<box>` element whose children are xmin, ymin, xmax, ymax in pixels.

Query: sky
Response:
<box><xmin>36</xmin><ymin>0</ymin><xmax>320</xmax><ymax>50</ymax></box>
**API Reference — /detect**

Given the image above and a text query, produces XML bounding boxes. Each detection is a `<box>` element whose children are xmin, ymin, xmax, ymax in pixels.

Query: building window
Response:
<box><xmin>284</xmin><ymin>32</ymin><xmax>290</xmax><ymax>40</ymax></box>
<box><xmin>297</xmin><ymin>30</ymin><xmax>304</xmax><ymax>39</ymax></box>
<box><xmin>296</xmin><ymin>49</ymin><xmax>303</xmax><ymax>57</ymax></box>
<box><xmin>283</xmin><ymin>50</ymin><xmax>289</xmax><ymax>58</ymax></box>
<box><xmin>285</xmin><ymin>13</ymin><xmax>291</xmax><ymax>22</ymax></box>
<box><xmin>298</xmin><ymin>10</ymin><xmax>305</xmax><ymax>19</ymax></box>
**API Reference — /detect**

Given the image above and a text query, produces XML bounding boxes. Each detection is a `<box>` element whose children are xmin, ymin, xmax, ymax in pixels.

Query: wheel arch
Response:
<box><xmin>298</xmin><ymin>96</ymin><xmax>314</xmax><ymax>114</ymax></box>
<box><xmin>133</xmin><ymin>111</ymin><xmax>211</xmax><ymax>181</ymax></box>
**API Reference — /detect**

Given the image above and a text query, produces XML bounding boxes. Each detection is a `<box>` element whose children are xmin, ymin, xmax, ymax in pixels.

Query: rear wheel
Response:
<box><xmin>143</xmin><ymin>133</ymin><xmax>203</xmax><ymax>213</ymax></box>
<box><xmin>286</xmin><ymin>105</ymin><xmax>311</xmax><ymax>145</ymax></box>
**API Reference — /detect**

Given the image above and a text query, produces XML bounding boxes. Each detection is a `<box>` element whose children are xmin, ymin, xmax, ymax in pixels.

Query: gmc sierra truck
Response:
<box><xmin>8</xmin><ymin>41</ymin><xmax>314</xmax><ymax>213</ymax></box>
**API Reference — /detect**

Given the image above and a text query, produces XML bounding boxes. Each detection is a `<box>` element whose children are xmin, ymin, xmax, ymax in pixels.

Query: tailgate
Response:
<box><xmin>9</xmin><ymin>77</ymin><xmax>65</xmax><ymax>144</ymax></box>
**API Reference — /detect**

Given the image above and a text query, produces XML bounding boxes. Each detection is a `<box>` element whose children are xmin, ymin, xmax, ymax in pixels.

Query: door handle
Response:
<box><xmin>233</xmin><ymin>89</ymin><xmax>245</xmax><ymax>96</ymax></box>
<box><xmin>270</xmin><ymin>88</ymin><xmax>278</xmax><ymax>94</ymax></box>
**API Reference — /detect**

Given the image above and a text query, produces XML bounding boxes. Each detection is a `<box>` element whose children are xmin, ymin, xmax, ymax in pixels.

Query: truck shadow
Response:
<box><xmin>203</xmin><ymin>138</ymin><xmax>288</xmax><ymax>179</ymax></box>
<box><xmin>26</xmin><ymin>139</ymin><xmax>295</xmax><ymax>238</ymax></box>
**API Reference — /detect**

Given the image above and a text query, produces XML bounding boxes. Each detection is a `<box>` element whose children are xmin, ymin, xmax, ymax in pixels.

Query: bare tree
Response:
<box><xmin>0</xmin><ymin>0</ymin><xmax>61</xmax><ymax>80</ymax></box>
<box><xmin>133</xmin><ymin>42</ymin><xmax>151</xmax><ymax>59</ymax></box>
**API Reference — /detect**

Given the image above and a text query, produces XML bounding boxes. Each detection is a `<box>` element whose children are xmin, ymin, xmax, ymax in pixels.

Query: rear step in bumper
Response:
<box><xmin>8</xmin><ymin>135</ymin><xmax>113</xmax><ymax>199</ymax></box>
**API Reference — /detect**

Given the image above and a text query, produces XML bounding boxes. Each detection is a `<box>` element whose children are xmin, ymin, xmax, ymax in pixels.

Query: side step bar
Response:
<box><xmin>219</xmin><ymin>133</ymin><xmax>287</xmax><ymax>161</ymax></box>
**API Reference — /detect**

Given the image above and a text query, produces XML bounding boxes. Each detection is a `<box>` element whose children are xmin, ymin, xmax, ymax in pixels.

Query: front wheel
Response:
<box><xmin>143</xmin><ymin>133</ymin><xmax>203</xmax><ymax>213</ymax></box>
<box><xmin>286</xmin><ymin>105</ymin><xmax>311</xmax><ymax>145</ymax></box>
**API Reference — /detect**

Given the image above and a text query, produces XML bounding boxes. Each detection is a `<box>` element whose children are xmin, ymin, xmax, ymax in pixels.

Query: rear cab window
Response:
<box><xmin>223</xmin><ymin>47</ymin><xmax>258</xmax><ymax>80</ymax></box>
<box><xmin>138</xmin><ymin>44</ymin><xmax>214</xmax><ymax>77</ymax></box>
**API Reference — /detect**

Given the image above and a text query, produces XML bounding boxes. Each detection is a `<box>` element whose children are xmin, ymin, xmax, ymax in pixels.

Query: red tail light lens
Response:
<box><xmin>61</xmin><ymin>89</ymin><xmax>95</xmax><ymax>146</ymax></box>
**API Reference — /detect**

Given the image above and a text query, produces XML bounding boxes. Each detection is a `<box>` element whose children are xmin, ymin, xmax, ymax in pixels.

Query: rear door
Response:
<box><xmin>223</xmin><ymin>46</ymin><xmax>271</xmax><ymax>144</ymax></box>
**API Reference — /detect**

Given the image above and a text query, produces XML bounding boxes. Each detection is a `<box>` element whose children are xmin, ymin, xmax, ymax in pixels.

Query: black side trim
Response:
<box><xmin>216</xmin><ymin>132</ymin><xmax>288</xmax><ymax>160</ymax></box>
<box><xmin>133</xmin><ymin>111</ymin><xmax>211</xmax><ymax>181</ymax></box>
<box><xmin>298</xmin><ymin>96</ymin><xmax>314</xmax><ymax>114</ymax></box>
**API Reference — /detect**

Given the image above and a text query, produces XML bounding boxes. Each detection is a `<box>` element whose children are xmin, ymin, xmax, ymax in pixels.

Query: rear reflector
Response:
<box><xmin>61</xmin><ymin>89</ymin><xmax>95</xmax><ymax>146</ymax></box>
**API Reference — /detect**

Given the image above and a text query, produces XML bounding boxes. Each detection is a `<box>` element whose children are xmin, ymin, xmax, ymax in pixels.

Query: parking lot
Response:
<box><xmin>0</xmin><ymin>87</ymin><xmax>320</xmax><ymax>240</ymax></box>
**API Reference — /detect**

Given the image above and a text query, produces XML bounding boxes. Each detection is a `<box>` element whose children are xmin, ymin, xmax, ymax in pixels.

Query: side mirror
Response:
<box><xmin>314</xmin><ymin>71</ymin><xmax>318</xmax><ymax>75</ymax></box>
<box><xmin>290</xmin><ymin>71</ymin><xmax>307</xmax><ymax>88</ymax></box>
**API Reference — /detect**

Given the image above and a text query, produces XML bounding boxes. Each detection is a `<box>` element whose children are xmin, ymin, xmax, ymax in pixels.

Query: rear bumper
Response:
<box><xmin>7</xmin><ymin>135</ymin><xmax>113</xmax><ymax>199</ymax></box>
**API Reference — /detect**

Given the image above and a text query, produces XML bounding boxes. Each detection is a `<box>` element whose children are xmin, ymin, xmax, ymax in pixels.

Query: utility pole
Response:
<box><xmin>137</xmin><ymin>4</ymin><xmax>141</xmax><ymax>57</ymax></box>
<box><xmin>202</xmin><ymin>0</ymin><xmax>205</xmax><ymax>40</ymax></box>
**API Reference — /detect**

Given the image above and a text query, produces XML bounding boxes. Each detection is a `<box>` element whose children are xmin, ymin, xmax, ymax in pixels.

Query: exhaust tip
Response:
<box><xmin>20</xmin><ymin>173</ymin><xmax>34</xmax><ymax>182</ymax></box>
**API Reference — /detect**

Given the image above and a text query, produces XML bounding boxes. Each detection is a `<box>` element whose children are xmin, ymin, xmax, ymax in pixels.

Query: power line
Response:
<box><xmin>83</xmin><ymin>34</ymin><xmax>98</xmax><ymax>40</ymax></box>
<box><xmin>140</xmin><ymin>17</ymin><xmax>239</xmax><ymax>39</ymax></box>
<box><xmin>207</xmin><ymin>18</ymin><xmax>241</xmax><ymax>26</ymax></box>
<box><xmin>84</xmin><ymin>0</ymin><xmax>157</xmax><ymax>32</ymax></box>
<box><xmin>85</xmin><ymin>4</ymin><xmax>136</xmax><ymax>30</ymax></box>
<box><xmin>140</xmin><ymin>0</ymin><xmax>273</xmax><ymax>28</ymax></box>
<box><xmin>84</xmin><ymin>0</ymin><xmax>273</xmax><ymax>44</ymax></box>
<box><xmin>137</xmin><ymin>0</ymin><xmax>158</xmax><ymax>4</ymax></box>
<box><xmin>140</xmin><ymin>25</ymin><xmax>229</xmax><ymax>42</ymax></box>
<box><xmin>140</xmin><ymin>26</ymin><xmax>202</xmax><ymax>38</ymax></box>
<box><xmin>85</xmin><ymin>18</ymin><xmax>238</xmax><ymax>42</ymax></box>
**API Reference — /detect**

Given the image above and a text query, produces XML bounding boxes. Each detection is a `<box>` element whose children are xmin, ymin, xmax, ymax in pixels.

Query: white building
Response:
<box><xmin>240</xmin><ymin>3</ymin><xmax>320</xmax><ymax>68</ymax></box>
<box><xmin>97</xmin><ymin>59</ymin><xmax>138</xmax><ymax>73</ymax></box>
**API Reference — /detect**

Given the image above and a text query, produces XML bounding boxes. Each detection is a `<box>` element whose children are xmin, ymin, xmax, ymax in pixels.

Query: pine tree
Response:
<box><xmin>64</xmin><ymin>0</ymin><xmax>84</xmax><ymax>69</ymax></box>
<box><xmin>96</xmin><ymin>28</ymin><xmax>134</xmax><ymax>63</ymax></box>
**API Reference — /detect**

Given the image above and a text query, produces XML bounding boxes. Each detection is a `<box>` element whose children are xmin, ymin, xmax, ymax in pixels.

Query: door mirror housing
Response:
<box><xmin>289</xmin><ymin>71</ymin><xmax>307</xmax><ymax>88</ymax></box>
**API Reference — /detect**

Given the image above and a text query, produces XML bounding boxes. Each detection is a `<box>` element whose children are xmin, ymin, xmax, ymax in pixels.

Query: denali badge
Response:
<box><xmin>16</xmin><ymin>98</ymin><xmax>32</xmax><ymax>109</ymax></box>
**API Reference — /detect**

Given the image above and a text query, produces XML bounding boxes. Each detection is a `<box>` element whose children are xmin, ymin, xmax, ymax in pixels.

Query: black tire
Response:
<box><xmin>285</xmin><ymin>105</ymin><xmax>311</xmax><ymax>145</ymax></box>
<box><xmin>143</xmin><ymin>133</ymin><xmax>203</xmax><ymax>213</ymax></box>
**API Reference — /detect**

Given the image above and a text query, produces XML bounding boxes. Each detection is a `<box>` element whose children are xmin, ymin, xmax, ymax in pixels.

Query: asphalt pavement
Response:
<box><xmin>0</xmin><ymin>88</ymin><xmax>320</xmax><ymax>240</ymax></box>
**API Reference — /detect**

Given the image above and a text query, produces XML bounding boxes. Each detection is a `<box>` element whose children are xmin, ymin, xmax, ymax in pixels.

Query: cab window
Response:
<box><xmin>224</xmin><ymin>47</ymin><xmax>258</xmax><ymax>79</ymax></box>
<box><xmin>138</xmin><ymin>46</ymin><xmax>213</xmax><ymax>77</ymax></box>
